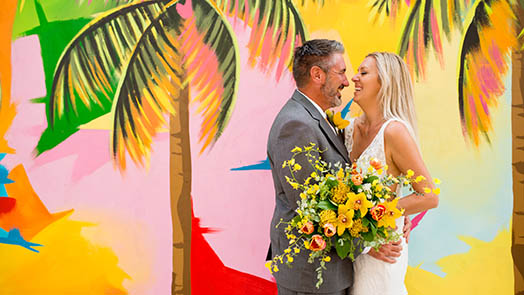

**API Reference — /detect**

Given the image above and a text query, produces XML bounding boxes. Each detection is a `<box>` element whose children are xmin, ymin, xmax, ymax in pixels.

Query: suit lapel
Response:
<box><xmin>292</xmin><ymin>91</ymin><xmax>350</xmax><ymax>163</ymax></box>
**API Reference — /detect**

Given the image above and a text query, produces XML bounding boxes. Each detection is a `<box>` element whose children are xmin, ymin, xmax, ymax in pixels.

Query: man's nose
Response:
<box><xmin>342</xmin><ymin>75</ymin><xmax>350</xmax><ymax>87</ymax></box>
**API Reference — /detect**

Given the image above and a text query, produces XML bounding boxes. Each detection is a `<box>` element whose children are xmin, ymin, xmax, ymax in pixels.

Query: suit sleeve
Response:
<box><xmin>270</xmin><ymin>119</ymin><xmax>321</xmax><ymax>209</ymax></box>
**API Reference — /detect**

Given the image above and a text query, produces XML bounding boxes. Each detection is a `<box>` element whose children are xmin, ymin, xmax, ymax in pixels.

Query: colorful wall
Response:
<box><xmin>0</xmin><ymin>0</ymin><xmax>521</xmax><ymax>294</ymax></box>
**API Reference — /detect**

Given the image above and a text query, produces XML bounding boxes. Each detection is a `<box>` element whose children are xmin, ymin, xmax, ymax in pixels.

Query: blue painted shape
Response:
<box><xmin>231</xmin><ymin>158</ymin><xmax>271</xmax><ymax>171</ymax></box>
<box><xmin>0</xmin><ymin>153</ymin><xmax>13</xmax><ymax>197</ymax></box>
<box><xmin>341</xmin><ymin>98</ymin><xmax>353</xmax><ymax>119</ymax></box>
<box><xmin>0</xmin><ymin>228</ymin><xmax>43</xmax><ymax>253</ymax></box>
<box><xmin>0</xmin><ymin>228</ymin><xmax>8</xmax><ymax>238</ymax></box>
<box><xmin>0</xmin><ymin>186</ymin><xmax>7</xmax><ymax>197</ymax></box>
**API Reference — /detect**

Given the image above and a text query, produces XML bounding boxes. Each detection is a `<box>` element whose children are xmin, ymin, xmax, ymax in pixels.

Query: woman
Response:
<box><xmin>345</xmin><ymin>52</ymin><xmax>439</xmax><ymax>294</ymax></box>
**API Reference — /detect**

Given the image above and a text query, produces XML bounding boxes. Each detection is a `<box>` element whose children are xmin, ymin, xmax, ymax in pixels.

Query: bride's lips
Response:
<box><xmin>354</xmin><ymin>85</ymin><xmax>362</xmax><ymax>96</ymax></box>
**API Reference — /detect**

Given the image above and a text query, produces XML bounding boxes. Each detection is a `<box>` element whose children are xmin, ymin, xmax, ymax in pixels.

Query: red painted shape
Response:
<box><xmin>411</xmin><ymin>210</ymin><xmax>427</xmax><ymax>229</ymax></box>
<box><xmin>0</xmin><ymin>197</ymin><xmax>15</xmax><ymax>214</ymax></box>
<box><xmin>191</xmin><ymin>212</ymin><xmax>277</xmax><ymax>295</ymax></box>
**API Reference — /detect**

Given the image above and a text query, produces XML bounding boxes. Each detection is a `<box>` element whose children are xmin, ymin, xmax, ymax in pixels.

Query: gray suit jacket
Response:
<box><xmin>267</xmin><ymin>90</ymin><xmax>362</xmax><ymax>293</ymax></box>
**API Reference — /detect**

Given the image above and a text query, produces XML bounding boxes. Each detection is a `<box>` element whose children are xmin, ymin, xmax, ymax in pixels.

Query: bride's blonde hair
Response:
<box><xmin>367</xmin><ymin>52</ymin><xmax>418</xmax><ymax>140</ymax></box>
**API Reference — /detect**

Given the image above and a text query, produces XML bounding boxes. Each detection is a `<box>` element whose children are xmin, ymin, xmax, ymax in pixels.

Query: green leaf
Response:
<box><xmin>36</xmin><ymin>0</ymin><xmax>167</xmax><ymax>155</ymax></box>
<box><xmin>361</xmin><ymin>231</ymin><xmax>374</xmax><ymax>242</ymax></box>
<box><xmin>335</xmin><ymin>238</ymin><xmax>351</xmax><ymax>259</ymax></box>
<box><xmin>317</xmin><ymin>200</ymin><xmax>337</xmax><ymax>211</ymax></box>
<box><xmin>363</xmin><ymin>175</ymin><xmax>379</xmax><ymax>184</ymax></box>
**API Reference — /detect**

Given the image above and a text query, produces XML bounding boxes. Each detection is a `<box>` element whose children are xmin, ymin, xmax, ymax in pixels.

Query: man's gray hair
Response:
<box><xmin>292</xmin><ymin>39</ymin><xmax>345</xmax><ymax>87</ymax></box>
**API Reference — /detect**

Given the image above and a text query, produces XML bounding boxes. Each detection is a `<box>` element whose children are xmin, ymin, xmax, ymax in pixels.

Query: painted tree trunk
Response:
<box><xmin>512</xmin><ymin>47</ymin><xmax>524</xmax><ymax>294</ymax></box>
<box><xmin>170</xmin><ymin>85</ymin><xmax>192</xmax><ymax>295</ymax></box>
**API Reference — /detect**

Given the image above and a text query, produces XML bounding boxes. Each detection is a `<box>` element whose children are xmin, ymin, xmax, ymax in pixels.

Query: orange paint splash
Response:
<box><xmin>0</xmin><ymin>0</ymin><xmax>18</xmax><ymax>154</ymax></box>
<box><xmin>1</xmin><ymin>165</ymin><xmax>73</xmax><ymax>240</ymax></box>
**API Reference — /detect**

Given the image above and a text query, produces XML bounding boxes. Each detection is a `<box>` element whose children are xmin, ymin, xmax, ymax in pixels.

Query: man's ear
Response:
<box><xmin>310</xmin><ymin>66</ymin><xmax>325</xmax><ymax>84</ymax></box>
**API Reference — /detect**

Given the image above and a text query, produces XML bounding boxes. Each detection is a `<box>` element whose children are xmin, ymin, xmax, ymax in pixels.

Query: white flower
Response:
<box><xmin>362</xmin><ymin>183</ymin><xmax>372</xmax><ymax>192</ymax></box>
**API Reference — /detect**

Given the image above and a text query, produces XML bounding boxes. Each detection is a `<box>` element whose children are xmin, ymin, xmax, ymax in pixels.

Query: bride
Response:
<box><xmin>345</xmin><ymin>52</ymin><xmax>439</xmax><ymax>294</ymax></box>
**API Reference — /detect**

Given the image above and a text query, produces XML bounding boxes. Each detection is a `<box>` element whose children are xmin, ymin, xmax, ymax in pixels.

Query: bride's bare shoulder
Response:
<box><xmin>384</xmin><ymin>121</ymin><xmax>415</xmax><ymax>148</ymax></box>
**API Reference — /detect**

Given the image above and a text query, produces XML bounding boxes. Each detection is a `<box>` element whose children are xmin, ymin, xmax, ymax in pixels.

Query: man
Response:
<box><xmin>267</xmin><ymin>39</ymin><xmax>404</xmax><ymax>294</ymax></box>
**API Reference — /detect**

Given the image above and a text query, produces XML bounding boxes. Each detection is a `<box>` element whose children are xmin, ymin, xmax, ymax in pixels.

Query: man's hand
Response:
<box><xmin>403</xmin><ymin>216</ymin><xmax>412</xmax><ymax>243</ymax></box>
<box><xmin>367</xmin><ymin>240</ymin><xmax>402</xmax><ymax>264</ymax></box>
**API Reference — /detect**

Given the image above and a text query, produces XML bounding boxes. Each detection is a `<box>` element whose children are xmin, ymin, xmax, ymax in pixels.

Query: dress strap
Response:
<box><xmin>344</xmin><ymin>118</ymin><xmax>356</xmax><ymax>155</ymax></box>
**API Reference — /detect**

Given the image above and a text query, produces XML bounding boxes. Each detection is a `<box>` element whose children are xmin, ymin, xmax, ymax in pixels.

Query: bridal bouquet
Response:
<box><xmin>266</xmin><ymin>143</ymin><xmax>440</xmax><ymax>288</ymax></box>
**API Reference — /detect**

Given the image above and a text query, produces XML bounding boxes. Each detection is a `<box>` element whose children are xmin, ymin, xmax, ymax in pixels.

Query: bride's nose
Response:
<box><xmin>351</xmin><ymin>74</ymin><xmax>359</xmax><ymax>82</ymax></box>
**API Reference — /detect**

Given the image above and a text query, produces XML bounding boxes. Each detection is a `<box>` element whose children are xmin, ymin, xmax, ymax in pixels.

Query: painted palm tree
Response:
<box><xmin>368</xmin><ymin>0</ymin><xmax>523</xmax><ymax>292</ymax></box>
<box><xmin>36</xmin><ymin>0</ymin><xmax>310</xmax><ymax>293</ymax></box>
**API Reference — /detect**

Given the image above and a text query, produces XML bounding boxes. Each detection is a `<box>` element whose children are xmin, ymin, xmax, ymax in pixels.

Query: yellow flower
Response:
<box><xmin>294</xmin><ymin>248</ymin><xmax>300</xmax><ymax>254</ymax></box>
<box><xmin>337</xmin><ymin>201</ymin><xmax>355</xmax><ymax>235</ymax></box>
<box><xmin>293</xmin><ymin>164</ymin><xmax>302</xmax><ymax>171</ymax></box>
<box><xmin>265</xmin><ymin>261</ymin><xmax>273</xmax><ymax>272</ymax></box>
<box><xmin>377</xmin><ymin>198</ymin><xmax>403</xmax><ymax>228</ymax></box>
<box><xmin>323</xmin><ymin>256</ymin><xmax>331</xmax><ymax>262</ymax></box>
<box><xmin>415</xmin><ymin>175</ymin><xmax>426</xmax><ymax>183</ymax></box>
<box><xmin>434</xmin><ymin>178</ymin><xmax>441</xmax><ymax>184</ymax></box>
<box><xmin>332</xmin><ymin>111</ymin><xmax>350</xmax><ymax>129</ymax></box>
<box><xmin>286</xmin><ymin>255</ymin><xmax>294</xmax><ymax>263</ymax></box>
<box><xmin>290</xmin><ymin>182</ymin><xmax>299</xmax><ymax>190</ymax></box>
<box><xmin>300</xmin><ymin>193</ymin><xmax>307</xmax><ymax>199</ymax></box>
<box><xmin>284</xmin><ymin>248</ymin><xmax>291</xmax><ymax>253</ymax></box>
<box><xmin>282</xmin><ymin>161</ymin><xmax>287</xmax><ymax>168</ymax></box>
<box><xmin>304</xmin><ymin>240</ymin><xmax>310</xmax><ymax>249</ymax></box>
<box><xmin>307</xmin><ymin>184</ymin><xmax>319</xmax><ymax>195</ymax></box>
<box><xmin>406</xmin><ymin>169</ymin><xmax>414</xmax><ymax>178</ymax></box>
<box><xmin>319</xmin><ymin>210</ymin><xmax>337</xmax><ymax>226</ymax></box>
<box><xmin>331</xmin><ymin>182</ymin><xmax>351</xmax><ymax>204</ymax></box>
<box><xmin>347</xmin><ymin>192</ymin><xmax>373</xmax><ymax>217</ymax></box>
<box><xmin>423</xmin><ymin>187</ymin><xmax>431</xmax><ymax>194</ymax></box>
<box><xmin>273</xmin><ymin>264</ymin><xmax>279</xmax><ymax>272</ymax></box>
<box><xmin>433</xmin><ymin>188</ymin><xmax>441</xmax><ymax>195</ymax></box>
<box><xmin>336</xmin><ymin>168</ymin><xmax>345</xmax><ymax>180</ymax></box>
<box><xmin>310</xmin><ymin>172</ymin><xmax>318</xmax><ymax>179</ymax></box>
<box><xmin>377</xmin><ymin>168</ymin><xmax>383</xmax><ymax>175</ymax></box>
<box><xmin>349</xmin><ymin>219</ymin><xmax>368</xmax><ymax>237</ymax></box>
<box><xmin>291</xmin><ymin>146</ymin><xmax>302</xmax><ymax>153</ymax></box>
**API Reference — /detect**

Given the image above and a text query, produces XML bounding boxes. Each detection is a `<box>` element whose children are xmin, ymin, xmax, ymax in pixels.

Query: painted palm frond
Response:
<box><xmin>214</xmin><ymin>0</ymin><xmax>308</xmax><ymax>81</ymax></box>
<box><xmin>112</xmin><ymin>0</ymin><xmax>240</xmax><ymax>167</ymax></box>
<box><xmin>48</xmin><ymin>0</ymin><xmax>166</xmax><ymax>131</ymax></box>
<box><xmin>368</xmin><ymin>0</ymin><xmax>403</xmax><ymax>23</ymax></box>
<box><xmin>182</xmin><ymin>0</ymin><xmax>240</xmax><ymax>153</ymax></box>
<box><xmin>398</xmin><ymin>0</ymin><xmax>467</xmax><ymax>78</ymax></box>
<box><xmin>458</xmin><ymin>0</ymin><xmax>516</xmax><ymax>146</ymax></box>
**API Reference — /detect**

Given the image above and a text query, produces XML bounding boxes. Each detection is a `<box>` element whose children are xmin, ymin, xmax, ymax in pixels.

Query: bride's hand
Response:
<box><xmin>403</xmin><ymin>216</ymin><xmax>411</xmax><ymax>243</ymax></box>
<box><xmin>367</xmin><ymin>241</ymin><xmax>402</xmax><ymax>264</ymax></box>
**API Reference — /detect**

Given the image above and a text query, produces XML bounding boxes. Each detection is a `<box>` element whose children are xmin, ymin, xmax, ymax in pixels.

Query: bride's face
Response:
<box><xmin>351</xmin><ymin>57</ymin><xmax>381</xmax><ymax>104</ymax></box>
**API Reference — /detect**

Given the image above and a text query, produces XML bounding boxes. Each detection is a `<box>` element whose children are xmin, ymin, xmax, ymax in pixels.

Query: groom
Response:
<box><xmin>267</xmin><ymin>39</ymin><xmax>404</xmax><ymax>294</ymax></box>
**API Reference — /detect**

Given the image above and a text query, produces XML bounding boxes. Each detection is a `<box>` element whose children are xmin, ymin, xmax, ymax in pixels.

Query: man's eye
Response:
<box><xmin>361</xmin><ymin>72</ymin><xmax>367</xmax><ymax>75</ymax></box>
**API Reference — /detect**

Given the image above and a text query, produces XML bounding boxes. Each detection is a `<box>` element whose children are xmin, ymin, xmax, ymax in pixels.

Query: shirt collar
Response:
<box><xmin>297</xmin><ymin>89</ymin><xmax>327</xmax><ymax>120</ymax></box>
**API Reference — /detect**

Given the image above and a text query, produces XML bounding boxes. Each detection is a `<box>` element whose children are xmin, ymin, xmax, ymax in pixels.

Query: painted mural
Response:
<box><xmin>0</xmin><ymin>0</ymin><xmax>522</xmax><ymax>294</ymax></box>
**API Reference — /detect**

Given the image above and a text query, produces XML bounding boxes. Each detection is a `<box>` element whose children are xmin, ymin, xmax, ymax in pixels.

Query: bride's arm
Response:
<box><xmin>384</xmin><ymin>122</ymin><xmax>439</xmax><ymax>215</ymax></box>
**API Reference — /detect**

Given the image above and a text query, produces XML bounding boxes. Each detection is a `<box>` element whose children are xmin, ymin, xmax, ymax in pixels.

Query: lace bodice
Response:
<box><xmin>344</xmin><ymin>118</ymin><xmax>396</xmax><ymax>170</ymax></box>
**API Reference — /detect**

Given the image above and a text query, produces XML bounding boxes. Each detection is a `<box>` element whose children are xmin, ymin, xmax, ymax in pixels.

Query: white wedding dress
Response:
<box><xmin>344</xmin><ymin>118</ymin><xmax>408</xmax><ymax>295</ymax></box>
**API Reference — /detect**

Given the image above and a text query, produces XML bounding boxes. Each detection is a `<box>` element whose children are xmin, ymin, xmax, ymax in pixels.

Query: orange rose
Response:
<box><xmin>370</xmin><ymin>159</ymin><xmax>383</xmax><ymax>170</ymax></box>
<box><xmin>371</xmin><ymin>204</ymin><xmax>386</xmax><ymax>221</ymax></box>
<box><xmin>300</xmin><ymin>221</ymin><xmax>315</xmax><ymax>235</ymax></box>
<box><xmin>351</xmin><ymin>174</ymin><xmax>363</xmax><ymax>186</ymax></box>
<box><xmin>323</xmin><ymin>223</ymin><xmax>336</xmax><ymax>237</ymax></box>
<box><xmin>309</xmin><ymin>235</ymin><xmax>326</xmax><ymax>251</ymax></box>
